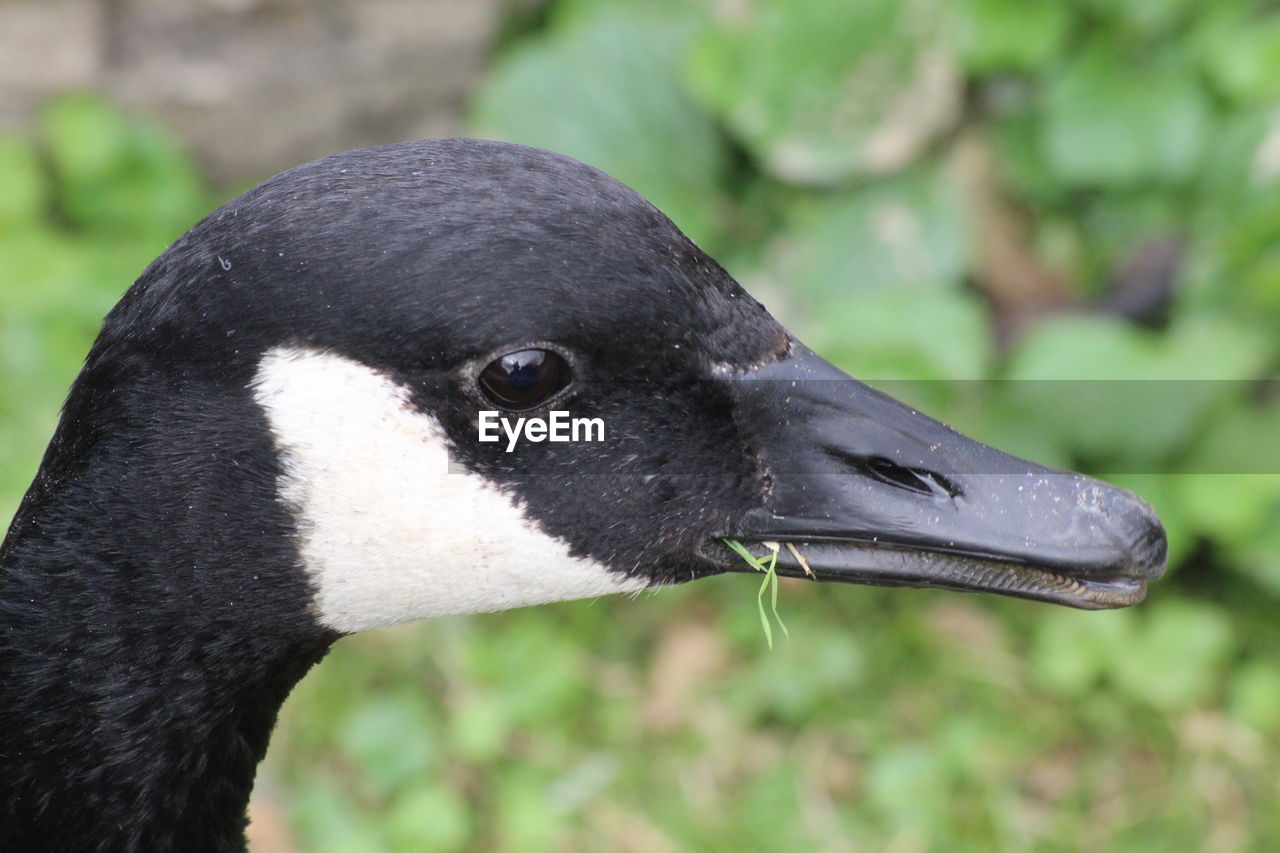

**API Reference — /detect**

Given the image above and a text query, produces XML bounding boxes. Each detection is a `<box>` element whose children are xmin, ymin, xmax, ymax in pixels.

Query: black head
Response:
<box><xmin>0</xmin><ymin>138</ymin><xmax>1167</xmax><ymax>850</ymax></box>
<box><xmin>10</xmin><ymin>138</ymin><xmax>1167</xmax><ymax>638</ymax></box>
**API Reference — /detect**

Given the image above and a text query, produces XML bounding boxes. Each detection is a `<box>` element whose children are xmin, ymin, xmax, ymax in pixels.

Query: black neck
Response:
<box><xmin>0</xmin><ymin>559</ymin><xmax>329</xmax><ymax>851</ymax></box>
<box><xmin>0</xmin><ymin>348</ymin><xmax>333</xmax><ymax>852</ymax></box>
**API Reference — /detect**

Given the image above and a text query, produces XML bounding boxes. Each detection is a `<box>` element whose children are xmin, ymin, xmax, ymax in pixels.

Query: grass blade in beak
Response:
<box><xmin>725</xmin><ymin>539</ymin><xmax>788</xmax><ymax>649</ymax></box>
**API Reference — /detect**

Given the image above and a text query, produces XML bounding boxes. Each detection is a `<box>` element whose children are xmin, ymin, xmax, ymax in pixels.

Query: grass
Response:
<box><xmin>724</xmin><ymin>539</ymin><xmax>788</xmax><ymax>648</ymax></box>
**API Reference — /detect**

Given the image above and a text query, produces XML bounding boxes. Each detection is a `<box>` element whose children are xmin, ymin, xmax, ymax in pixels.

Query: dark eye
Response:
<box><xmin>477</xmin><ymin>349</ymin><xmax>571</xmax><ymax>411</ymax></box>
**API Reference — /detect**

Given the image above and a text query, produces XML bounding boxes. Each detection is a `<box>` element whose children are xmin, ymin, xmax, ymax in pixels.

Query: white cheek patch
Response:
<box><xmin>251</xmin><ymin>347</ymin><xmax>648</xmax><ymax>633</ymax></box>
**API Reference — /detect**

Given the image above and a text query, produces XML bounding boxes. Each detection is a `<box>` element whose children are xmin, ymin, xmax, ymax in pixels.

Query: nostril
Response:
<box><xmin>863</xmin><ymin>456</ymin><xmax>959</xmax><ymax>499</ymax></box>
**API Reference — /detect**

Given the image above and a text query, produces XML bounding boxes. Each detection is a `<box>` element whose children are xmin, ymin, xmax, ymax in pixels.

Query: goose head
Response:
<box><xmin>1</xmin><ymin>138</ymin><xmax>1165</xmax><ymax>848</ymax></box>
<box><xmin>6</xmin><ymin>139</ymin><xmax>1168</xmax><ymax>634</ymax></box>
<box><xmin>199</xmin><ymin>138</ymin><xmax>1158</xmax><ymax>626</ymax></box>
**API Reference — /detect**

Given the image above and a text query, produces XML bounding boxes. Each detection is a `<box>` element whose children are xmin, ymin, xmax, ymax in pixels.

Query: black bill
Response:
<box><xmin>705</xmin><ymin>343</ymin><xmax>1167</xmax><ymax>609</ymax></box>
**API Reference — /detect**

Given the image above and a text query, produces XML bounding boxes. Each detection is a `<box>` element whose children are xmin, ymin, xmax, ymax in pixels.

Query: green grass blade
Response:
<box><xmin>725</xmin><ymin>538</ymin><xmax>787</xmax><ymax>648</ymax></box>
<box><xmin>756</xmin><ymin>571</ymin><xmax>773</xmax><ymax>649</ymax></box>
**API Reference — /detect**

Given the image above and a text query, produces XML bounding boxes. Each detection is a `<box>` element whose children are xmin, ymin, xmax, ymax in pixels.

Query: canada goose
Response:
<box><xmin>0</xmin><ymin>138</ymin><xmax>1166</xmax><ymax>851</ymax></box>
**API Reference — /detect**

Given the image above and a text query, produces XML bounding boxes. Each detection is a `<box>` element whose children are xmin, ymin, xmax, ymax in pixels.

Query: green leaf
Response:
<box><xmin>1106</xmin><ymin>601</ymin><xmax>1235</xmax><ymax>710</ymax></box>
<box><xmin>949</xmin><ymin>0</ymin><xmax>1071</xmax><ymax>73</ymax></box>
<box><xmin>763</xmin><ymin>165</ymin><xmax>984</xmax><ymax>381</ymax></box>
<box><xmin>1073</xmin><ymin>192</ymin><xmax>1183</xmax><ymax>292</ymax></box>
<box><xmin>339</xmin><ymin>692</ymin><xmax>439</xmax><ymax>796</ymax></box>
<box><xmin>1077</xmin><ymin>0</ymin><xmax>1199</xmax><ymax>36</ymax></box>
<box><xmin>0</xmin><ymin>135</ymin><xmax>47</xmax><ymax>229</ymax></box>
<box><xmin>1032</xmin><ymin>608</ymin><xmax>1133</xmax><ymax>696</ymax></box>
<box><xmin>1229</xmin><ymin>523</ymin><xmax>1280</xmax><ymax>597</ymax></box>
<box><xmin>1041</xmin><ymin>40</ymin><xmax>1212</xmax><ymax>186</ymax></box>
<box><xmin>1005</xmin><ymin>314</ymin><xmax>1272</xmax><ymax>466</ymax></box>
<box><xmin>448</xmin><ymin>692</ymin><xmax>514</xmax><ymax>763</ymax></box>
<box><xmin>291</xmin><ymin>778</ymin><xmax>388</xmax><ymax>853</ymax></box>
<box><xmin>866</xmin><ymin>745</ymin><xmax>947</xmax><ymax>835</ymax></box>
<box><xmin>762</xmin><ymin>166</ymin><xmax>971</xmax><ymax>325</ymax></box>
<box><xmin>988</xmin><ymin>112</ymin><xmax>1067</xmax><ymax>210</ymax></box>
<box><xmin>41</xmin><ymin>94</ymin><xmax>208</xmax><ymax>236</ymax></box>
<box><xmin>1229</xmin><ymin>661</ymin><xmax>1280</xmax><ymax>732</ymax></box>
<box><xmin>1206</xmin><ymin>106</ymin><xmax>1280</xmax><ymax>188</ymax></box>
<box><xmin>387</xmin><ymin>785</ymin><xmax>472</xmax><ymax>852</ymax></box>
<box><xmin>816</xmin><ymin>288</ymin><xmax>992</xmax><ymax>382</ymax></box>
<box><xmin>471</xmin><ymin>4</ymin><xmax>728</xmax><ymax>246</ymax></box>
<box><xmin>1177</xmin><ymin>405</ymin><xmax>1280</xmax><ymax>544</ymax></box>
<box><xmin>1195</xmin><ymin>5</ymin><xmax>1280</xmax><ymax>106</ymax></box>
<box><xmin>495</xmin><ymin>770</ymin><xmax>565</xmax><ymax>852</ymax></box>
<box><xmin>687</xmin><ymin>0</ymin><xmax>959</xmax><ymax>184</ymax></box>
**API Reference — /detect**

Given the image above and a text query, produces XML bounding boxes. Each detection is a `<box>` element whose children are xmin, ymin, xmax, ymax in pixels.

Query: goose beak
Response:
<box><xmin>706</xmin><ymin>344</ymin><xmax>1167</xmax><ymax>609</ymax></box>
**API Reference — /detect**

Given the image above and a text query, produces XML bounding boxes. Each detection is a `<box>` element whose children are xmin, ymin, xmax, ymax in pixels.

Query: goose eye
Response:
<box><xmin>477</xmin><ymin>349</ymin><xmax>571</xmax><ymax>411</ymax></box>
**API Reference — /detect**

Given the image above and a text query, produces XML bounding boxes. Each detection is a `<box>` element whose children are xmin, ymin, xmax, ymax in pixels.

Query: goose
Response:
<box><xmin>0</xmin><ymin>138</ymin><xmax>1167</xmax><ymax>852</ymax></box>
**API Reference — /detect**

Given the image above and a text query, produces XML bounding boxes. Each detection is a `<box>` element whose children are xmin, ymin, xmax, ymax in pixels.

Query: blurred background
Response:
<box><xmin>3</xmin><ymin>0</ymin><xmax>1279</xmax><ymax>849</ymax></box>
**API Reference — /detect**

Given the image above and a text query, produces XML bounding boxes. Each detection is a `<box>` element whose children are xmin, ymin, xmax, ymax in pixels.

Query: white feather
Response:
<box><xmin>252</xmin><ymin>347</ymin><xmax>647</xmax><ymax>633</ymax></box>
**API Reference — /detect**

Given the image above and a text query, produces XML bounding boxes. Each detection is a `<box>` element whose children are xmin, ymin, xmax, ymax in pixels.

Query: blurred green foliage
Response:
<box><xmin>2</xmin><ymin>0</ymin><xmax>1279</xmax><ymax>850</ymax></box>
<box><xmin>0</xmin><ymin>95</ymin><xmax>214</xmax><ymax>512</ymax></box>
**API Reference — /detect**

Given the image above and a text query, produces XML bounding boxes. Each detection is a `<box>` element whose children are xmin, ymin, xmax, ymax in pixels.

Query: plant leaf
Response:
<box><xmin>471</xmin><ymin>4</ymin><xmax>729</xmax><ymax>246</ymax></box>
<box><xmin>687</xmin><ymin>0</ymin><xmax>959</xmax><ymax>184</ymax></box>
